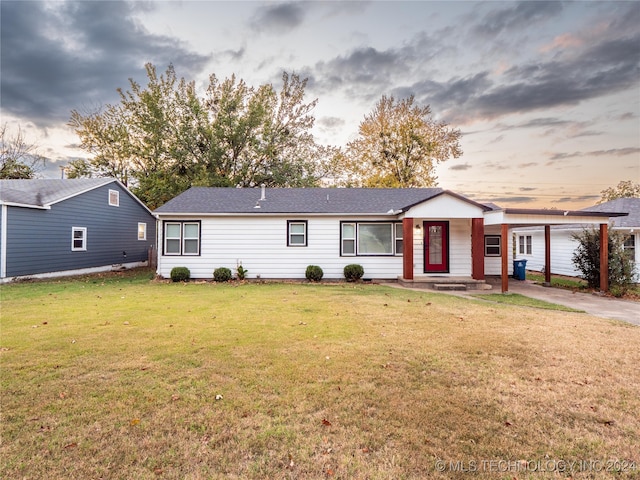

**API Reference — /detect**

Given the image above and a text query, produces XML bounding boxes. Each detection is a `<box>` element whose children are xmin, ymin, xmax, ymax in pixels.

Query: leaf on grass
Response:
<box><xmin>130</xmin><ymin>418</ymin><xmax>140</xmax><ymax>426</ymax></box>
<box><xmin>154</xmin><ymin>468</ymin><xmax>163</xmax><ymax>475</ymax></box>
<box><xmin>59</xmin><ymin>392</ymin><xmax>67</xmax><ymax>399</ymax></box>
<box><xmin>504</xmin><ymin>421</ymin><xmax>512</xmax><ymax>427</ymax></box>
<box><xmin>322</xmin><ymin>419</ymin><xmax>332</xmax><ymax>427</ymax></box>
<box><xmin>63</xmin><ymin>442</ymin><xmax>77</xmax><ymax>449</ymax></box>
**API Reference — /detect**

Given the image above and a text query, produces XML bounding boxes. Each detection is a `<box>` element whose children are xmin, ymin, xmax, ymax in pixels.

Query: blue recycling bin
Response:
<box><xmin>513</xmin><ymin>259</ymin><xmax>527</xmax><ymax>280</ymax></box>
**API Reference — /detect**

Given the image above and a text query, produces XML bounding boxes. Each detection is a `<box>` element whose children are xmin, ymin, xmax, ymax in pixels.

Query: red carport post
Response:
<box><xmin>471</xmin><ymin>218</ymin><xmax>485</xmax><ymax>280</ymax></box>
<box><xmin>600</xmin><ymin>223</ymin><xmax>608</xmax><ymax>292</ymax></box>
<box><xmin>544</xmin><ymin>225</ymin><xmax>551</xmax><ymax>286</ymax></box>
<box><xmin>501</xmin><ymin>223</ymin><xmax>509</xmax><ymax>293</ymax></box>
<box><xmin>403</xmin><ymin>218</ymin><xmax>414</xmax><ymax>280</ymax></box>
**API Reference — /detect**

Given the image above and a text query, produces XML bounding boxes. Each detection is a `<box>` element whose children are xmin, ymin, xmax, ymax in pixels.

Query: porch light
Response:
<box><xmin>415</xmin><ymin>224</ymin><xmax>421</xmax><ymax>230</ymax></box>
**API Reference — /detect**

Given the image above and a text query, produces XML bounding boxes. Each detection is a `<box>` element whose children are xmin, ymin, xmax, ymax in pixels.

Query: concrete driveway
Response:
<box><xmin>476</xmin><ymin>279</ymin><xmax>640</xmax><ymax>325</ymax></box>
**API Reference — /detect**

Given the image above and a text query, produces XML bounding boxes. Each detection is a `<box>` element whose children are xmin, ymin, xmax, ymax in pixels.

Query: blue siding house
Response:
<box><xmin>0</xmin><ymin>178</ymin><xmax>156</xmax><ymax>282</ymax></box>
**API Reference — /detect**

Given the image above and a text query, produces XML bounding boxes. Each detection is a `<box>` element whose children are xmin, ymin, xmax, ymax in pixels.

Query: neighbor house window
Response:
<box><xmin>163</xmin><ymin>221</ymin><xmax>200</xmax><ymax>255</ymax></box>
<box><xmin>518</xmin><ymin>235</ymin><xmax>532</xmax><ymax>255</ymax></box>
<box><xmin>109</xmin><ymin>189</ymin><xmax>119</xmax><ymax>206</ymax></box>
<box><xmin>484</xmin><ymin>235</ymin><xmax>501</xmax><ymax>256</ymax></box>
<box><xmin>341</xmin><ymin>222</ymin><xmax>402</xmax><ymax>256</ymax></box>
<box><xmin>138</xmin><ymin>223</ymin><xmax>147</xmax><ymax>241</ymax></box>
<box><xmin>623</xmin><ymin>234</ymin><xmax>635</xmax><ymax>260</ymax></box>
<box><xmin>287</xmin><ymin>220</ymin><xmax>307</xmax><ymax>246</ymax></box>
<box><xmin>72</xmin><ymin>227</ymin><xmax>87</xmax><ymax>251</ymax></box>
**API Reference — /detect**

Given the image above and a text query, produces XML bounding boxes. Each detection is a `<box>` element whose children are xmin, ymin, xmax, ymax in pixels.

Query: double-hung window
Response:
<box><xmin>109</xmin><ymin>189</ymin><xmax>119</xmax><ymax>206</ymax></box>
<box><xmin>72</xmin><ymin>227</ymin><xmax>87</xmax><ymax>251</ymax></box>
<box><xmin>138</xmin><ymin>223</ymin><xmax>147</xmax><ymax>241</ymax></box>
<box><xmin>287</xmin><ymin>221</ymin><xmax>307</xmax><ymax>246</ymax></box>
<box><xmin>623</xmin><ymin>234</ymin><xmax>636</xmax><ymax>260</ymax></box>
<box><xmin>518</xmin><ymin>235</ymin><xmax>532</xmax><ymax>255</ymax></box>
<box><xmin>341</xmin><ymin>222</ymin><xmax>403</xmax><ymax>256</ymax></box>
<box><xmin>164</xmin><ymin>221</ymin><xmax>200</xmax><ymax>255</ymax></box>
<box><xmin>484</xmin><ymin>235</ymin><xmax>501</xmax><ymax>256</ymax></box>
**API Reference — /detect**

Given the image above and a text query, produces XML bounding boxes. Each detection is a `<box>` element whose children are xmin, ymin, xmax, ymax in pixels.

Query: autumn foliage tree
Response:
<box><xmin>0</xmin><ymin>124</ymin><xmax>46</xmax><ymax>179</ymax></box>
<box><xmin>69</xmin><ymin>64</ymin><xmax>332</xmax><ymax>209</ymax></box>
<box><xmin>599</xmin><ymin>180</ymin><xmax>640</xmax><ymax>203</ymax></box>
<box><xmin>338</xmin><ymin>95</ymin><xmax>462</xmax><ymax>187</ymax></box>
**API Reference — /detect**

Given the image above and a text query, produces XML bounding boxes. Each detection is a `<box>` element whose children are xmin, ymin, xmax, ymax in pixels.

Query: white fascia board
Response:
<box><xmin>484</xmin><ymin>210</ymin><xmax>613</xmax><ymax>226</ymax></box>
<box><xmin>0</xmin><ymin>201</ymin><xmax>51</xmax><ymax>210</ymax></box>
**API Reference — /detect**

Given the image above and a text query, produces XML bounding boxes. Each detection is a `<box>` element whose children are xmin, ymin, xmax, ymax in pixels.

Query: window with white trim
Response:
<box><xmin>163</xmin><ymin>221</ymin><xmax>200</xmax><ymax>255</ymax></box>
<box><xmin>138</xmin><ymin>223</ymin><xmax>147</xmax><ymax>241</ymax></box>
<box><xmin>623</xmin><ymin>234</ymin><xmax>635</xmax><ymax>260</ymax></box>
<box><xmin>72</xmin><ymin>227</ymin><xmax>87</xmax><ymax>251</ymax></box>
<box><xmin>518</xmin><ymin>235</ymin><xmax>532</xmax><ymax>255</ymax></box>
<box><xmin>109</xmin><ymin>189</ymin><xmax>119</xmax><ymax>206</ymax></box>
<box><xmin>287</xmin><ymin>220</ymin><xmax>307</xmax><ymax>246</ymax></box>
<box><xmin>341</xmin><ymin>222</ymin><xmax>403</xmax><ymax>256</ymax></box>
<box><xmin>484</xmin><ymin>235</ymin><xmax>501</xmax><ymax>256</ymax></box>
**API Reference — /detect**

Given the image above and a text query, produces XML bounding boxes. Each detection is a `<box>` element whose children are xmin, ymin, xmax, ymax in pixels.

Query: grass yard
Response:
<box><xmin>1</xmin><ymin>269</ymin><xmax>639</xmax><ymax>479</ymax></box>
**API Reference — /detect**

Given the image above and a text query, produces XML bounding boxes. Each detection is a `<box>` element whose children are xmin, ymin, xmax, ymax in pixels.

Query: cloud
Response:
<box><xmin>481</xmin><ymin>196</ymin><xmax>536</xmax><ymax>204</ymax></box>
<box><xmin>250</xmin><ymin>2</ymin><xmax>306</xmax><ymax>33</ymax></box>
<box><xmin>449</xmin><ymin>163</ymin><xmax>472</xmax><ymax>171</ymax></box>
<box><xmin>519</xmin><ymin>187</ymin><xmax>537</xmax><ymax>192</ymax></box>
<box><xmin>318</xmin><ymin>116</ymin><xmax>346</xmax><ymax>129</ymax></box>
<box><xmin>473</xmin><ymin>1</ymin><xmax>564</xmax><ymax>39</ymax></box>
<box><xmin>0</xmin><ymin>1</ymin><xmax>210</xmax><ymax>127</ymax></box>
<box><xmin>517</xmin><ymin>162</ymin><xmax>538</xmax><ymax>168</ymax></box>
<box><xmin>548</xmin><ymin>147</ymin><xmax>640</xmax><ymax>161</ymax></box>
<box><xmin>555</xmin><ymin>195</ymin><xmax>599</xmax><ymax>204</ymax></box>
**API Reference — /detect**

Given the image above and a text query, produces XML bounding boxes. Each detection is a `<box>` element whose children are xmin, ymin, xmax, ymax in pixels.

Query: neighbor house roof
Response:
<box><xmin>0</xmin><ymin>178</ymin><xmax>115</xmax><ymax>208</ymax></box>
<box><xmin>582</xmin><ymin>197</ymin><xmax>640</xmax><ymax>228</ymax></box>
<box><xmin>154</xmin><ymin>187</ymin><xmax>491</xmax><ymax>215</ymax></box>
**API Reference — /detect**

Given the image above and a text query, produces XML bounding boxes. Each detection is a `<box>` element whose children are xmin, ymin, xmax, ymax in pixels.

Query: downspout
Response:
<box><xmin>1</xmin><ymin>205</ymin><xmax>7</xmax><ymax>278</ymax></box>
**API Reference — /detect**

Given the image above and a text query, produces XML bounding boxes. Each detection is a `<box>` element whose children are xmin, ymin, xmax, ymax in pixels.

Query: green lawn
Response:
<box><xmin>1</xmin><ymin>269</ymin><xmax>639</xmax><ymax>479</ymax></box>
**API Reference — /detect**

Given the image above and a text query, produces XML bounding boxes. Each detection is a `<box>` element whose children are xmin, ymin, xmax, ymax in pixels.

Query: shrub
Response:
<box><xmin>572</xmin><ymin>227</ymin><xmax>636</xmax><ymax>293</ymax></box>
<box><xmin>343</xmin><ymin>264</ymin><xmax>364</xmax><ymax>282</ymax></box>
<box><xmin>236</xmin><ymin>265</ymin><xmax>248</xmax><ymax>280</ymax></box>
<box><xmin>305</xmin><ymin>265</ymin><xmax>324</xmax><ymax>282</ymax></box>
<box><xmin>170</xmin><ymin>267</ymin><xmax>190</xmax><ymax>282</ymax></box>
<box><xmin>213</xmin><ymin>267</ymin><xmax>233</xmax><ymax>282</ymax></box>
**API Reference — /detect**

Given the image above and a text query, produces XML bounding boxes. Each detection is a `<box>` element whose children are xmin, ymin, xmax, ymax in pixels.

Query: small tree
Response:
<box><xmin>572</xmin><ymin>227</ymin><xmax>635</xmax><ymax>295</ymax></box>
<box><xmin>1</xmin><ymin>124</ymin><xmax>46</xmax><ymax>179</ymax></box>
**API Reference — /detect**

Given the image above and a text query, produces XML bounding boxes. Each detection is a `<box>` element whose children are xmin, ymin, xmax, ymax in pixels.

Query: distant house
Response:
<box><xmin>0</xmin><ymin>178</ymin><xmax>156</xmax><ymax>282</ymax></box>
<box><xmin>154</xmin><ymin>186</ymin><xmax>623</xmax><ymax>291</ymax></box>
<box><xmin>512</xmin><ymin>198</ymin><xmax>639</xmax><ymax>281</ymax></box>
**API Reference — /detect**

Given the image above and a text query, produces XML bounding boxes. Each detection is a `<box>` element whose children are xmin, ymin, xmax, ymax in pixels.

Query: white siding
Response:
<box><xmin>158</xmin><ymin>216</ymin><xmax>404</xmax><ymax>280</ymax></box>
<box><xmin>483</xmin><ymin>225</ymin><xmax>514</xmax><ymax>276</ymax></box>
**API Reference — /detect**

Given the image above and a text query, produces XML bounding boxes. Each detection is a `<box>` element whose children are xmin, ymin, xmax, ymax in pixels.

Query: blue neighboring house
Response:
<box><xmin>0</xmin><ymin>178</ymin><xmax>156</xmax><ymax>282</ymax></box>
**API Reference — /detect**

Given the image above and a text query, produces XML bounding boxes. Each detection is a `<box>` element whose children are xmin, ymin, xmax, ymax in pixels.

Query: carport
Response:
<box><xmin>482</xmin><ymin>208</ymin><xmax>628</xmax><ymax>293</ymax></box>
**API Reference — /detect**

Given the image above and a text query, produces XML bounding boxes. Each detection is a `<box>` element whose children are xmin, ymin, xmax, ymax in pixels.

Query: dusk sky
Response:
<box><xmin>1</xmin><ymin>1</ymin><xmax>639</xmax><ymax>209</ymax></box>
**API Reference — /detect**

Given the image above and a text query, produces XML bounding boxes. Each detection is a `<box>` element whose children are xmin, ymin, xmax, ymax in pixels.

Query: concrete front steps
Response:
<box><xmin>397</xmin><ymin>276</ymin><xmax>492</xmax><ymax>292</ymax></box>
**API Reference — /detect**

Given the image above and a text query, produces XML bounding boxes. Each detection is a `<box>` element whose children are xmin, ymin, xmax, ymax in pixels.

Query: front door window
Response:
<box><xmin>424</xmin><ymin>221</ymin><xmax>449</xmax><ymax>272</ymax></box>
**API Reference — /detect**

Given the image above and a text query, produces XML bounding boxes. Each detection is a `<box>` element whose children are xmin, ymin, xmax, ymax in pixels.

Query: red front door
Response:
<box><xmin>424</xmin><ymin>221</ymin><xmax>449</xmax><ymax>273</ymax></box>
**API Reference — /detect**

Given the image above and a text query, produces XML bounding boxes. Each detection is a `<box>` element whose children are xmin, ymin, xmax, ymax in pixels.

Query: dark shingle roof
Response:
<box><xmin>0</xmin><ymin>178</ymin><xmax>114</xmax><ymax>207</ymax></box>
<box><xmin>582</xmin><ymin>197</ymin><xmax>640</xmax><ymax>228</ymax></box>
<box><xmin>154</xmin><ymin>187</ymin><xmax>485</xmax><ymax>215</ymax></box>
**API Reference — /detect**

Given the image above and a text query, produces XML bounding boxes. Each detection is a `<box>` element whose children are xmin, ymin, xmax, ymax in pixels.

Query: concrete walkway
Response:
<box><xmin>388</xmin><ymin>279</ymin><xmax>640</xmax><ymax>326</ymax></box>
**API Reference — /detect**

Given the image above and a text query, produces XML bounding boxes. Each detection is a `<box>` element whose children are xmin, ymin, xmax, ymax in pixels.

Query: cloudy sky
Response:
<box><xmin>2</xmin><ymin>0</ymin><xmax>639</xmax><ymax>208</ymax></box>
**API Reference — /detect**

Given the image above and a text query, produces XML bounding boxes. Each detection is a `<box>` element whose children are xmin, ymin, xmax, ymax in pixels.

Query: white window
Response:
<box><xmin>72</xmin><ymin>227</ymin><xmax>87</xmax><ymax>251</ymax></box>
<box><xmin>623</xmin><ymin>234</ymin><xmax>635</xmax><ymax>260</ymax></box>
<box><xmin>287</xmin><ymin>220</ymin><xmax>307</xmax><ymax>246</ymax></box>
<box><xmin>164</xmin><ymin>222</ymin><xmax>200</xmax><ymax>256</ymax></box>
<box><xmin>341</xmin><ymin>223</ymin><xmax>356</xmax><ymax>256</ymax></box>
<box><xmin>519</xmin><ymin>235</ymin><xmax>532</xmax><ymax>255</ymax></box>
<box><xmin>341</xmin><ymin>222</ymin><xmax>402</xmax><ymax>256</ymax></box>
<box><xmin>138</xmin><ymin>223</ymin><xmax>147</xmax><ymax>241</ymax></box>
<box><xmin>164</xmin><ymin>223</ymin><xmax>182</xmax><ymax>255</ymax></box>
<box><xmin>395</xmin><ymin>223</ymin><xmax>404</xmax><ymax>255</ymax></box>
<box><xmin>109</xmin><ymin>189</ymin><xmax>119</xmax><ymax>206</ymax></box>
<box><xmin>485</xmin><ymin>235</ymin><xmax>501</xmax><ymax>256</ymax></box>
<box><xmin>183</xmin><ymin>223</ymin><xmax>200</xmax><ymax>255</ymax></box>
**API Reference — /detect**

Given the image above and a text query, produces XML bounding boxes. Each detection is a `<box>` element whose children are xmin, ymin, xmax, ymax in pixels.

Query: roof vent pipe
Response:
<box><xmin>260</xmin><ymin>184</ymin><xmax>266</xmax><ymax>201</ymax></box>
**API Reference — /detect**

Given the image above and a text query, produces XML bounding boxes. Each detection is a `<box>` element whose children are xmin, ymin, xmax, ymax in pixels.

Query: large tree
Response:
<box><xmin>0</xmin><ymin>124</ymin><xmax>46</xmax><ymax>179</ymax></box>
<box><xmin>69</xmin><ymin>64</ymin><xmax>328</xmax><ymax>209</ymax></box>
<box><xmin>599</xmin><ymin>180</ymin><xmax>640</xmax><ymax>203</ymax></box>
<box><xmin>338</xmin><ymin>95</ymin><xmax>462</xmax><ymax>187</ymax></box>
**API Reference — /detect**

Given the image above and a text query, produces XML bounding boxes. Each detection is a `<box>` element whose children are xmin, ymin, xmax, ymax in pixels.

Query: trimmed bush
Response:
<box><xmin>170</xmin><ymin>267</ymin><xmax>190</xmax><ymax>282</ymax></box>
<box><xmin>213</xmin><ymin>267</ymin><xmax>233</xmax><ymax>282</ymax></box>
<box><xmin>344</xmin><ymin>264</ymin><xmax>364</xmax><ymax>282</ymax></box>
<box><xmin>305</xmin><ymin>265</ymin><xmax>324</xmax><ymax>282</ymax></box>
<box><xmin>236</xmin><ymin>265</ymin><xmax>248</xmax><ymax>280</ymax></box>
